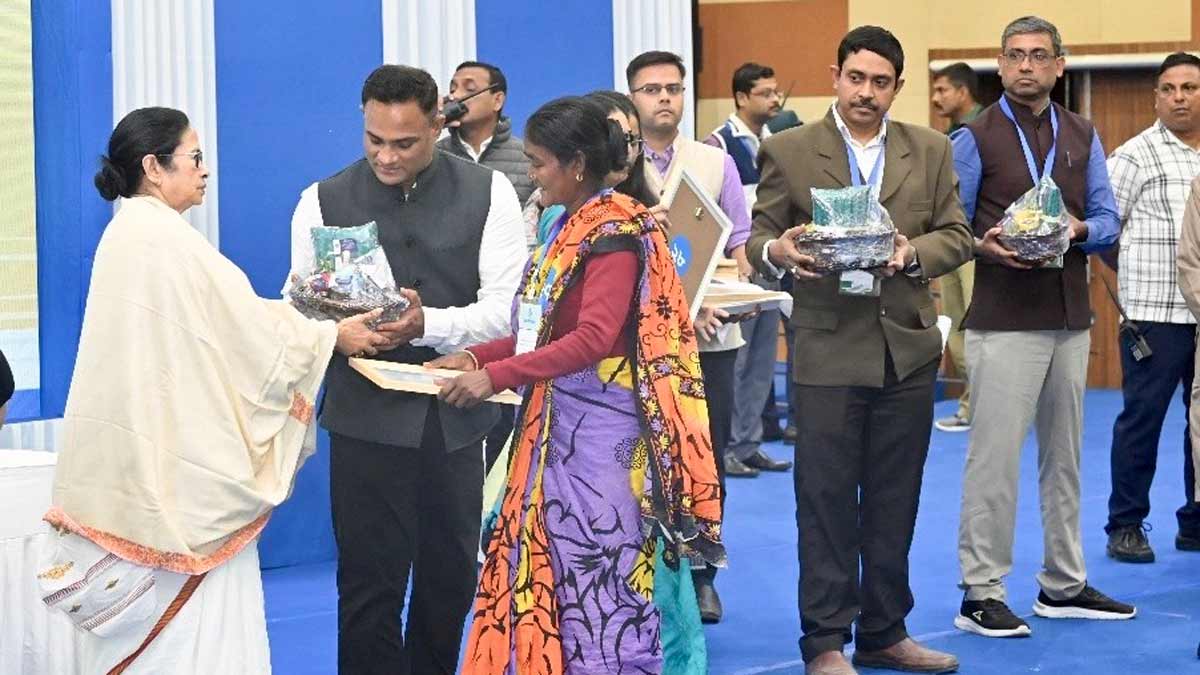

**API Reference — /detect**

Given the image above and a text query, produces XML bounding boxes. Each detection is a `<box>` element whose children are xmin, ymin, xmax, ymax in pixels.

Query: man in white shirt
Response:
<box><xmin>1104</xmin><ymin>51</ymin><xmax>1200</xmax><ymax>564</ymax></box>
<box><xmin>287</xmin><ymin>65</ymin><xmax>526</xmax><ymax>674</ymax></box>
<box><xmin>435</xmin><ymin>61</ymin><xmax>534</xmax><ymax>205</ymax></box>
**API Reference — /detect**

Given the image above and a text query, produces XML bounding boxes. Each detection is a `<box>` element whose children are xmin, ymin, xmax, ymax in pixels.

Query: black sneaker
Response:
<box><xmin>1107</xmin><ymin>523</ymin><xmax>1155</xmax><ymax>563</ymax></box>
<box><xmin>954</xmin><ymin>598</ymin><xmax>1032</xmax><ymax>637</ymax></box>
<box><xmin>1033</xmin><ymin>585</ymin><xmax>1136</xmax><ymax>620</ymax></box>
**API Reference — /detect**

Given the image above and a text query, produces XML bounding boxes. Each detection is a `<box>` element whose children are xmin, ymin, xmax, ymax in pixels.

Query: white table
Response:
<box><xmin>0</xmin><ymin>450</ymin><xmax>82</xmax><ymax>674</ymax></box>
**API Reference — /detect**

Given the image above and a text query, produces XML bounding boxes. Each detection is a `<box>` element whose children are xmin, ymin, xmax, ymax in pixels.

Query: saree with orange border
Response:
<box><xmin>462</xmin><ymin>191</ymin><xmax>725</xmax><ymax>674</ymax></box>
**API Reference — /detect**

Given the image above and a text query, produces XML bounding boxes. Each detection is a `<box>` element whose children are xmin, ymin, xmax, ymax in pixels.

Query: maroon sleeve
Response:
<box><xmin>467</xmin><ymin>335</ymin><xmax>516</xmax><ymax>368</ymax></box>
<box><xmin>485</xmin><ymin>250</ymin><xmax>638</xmax><ymax>392</ymax></box>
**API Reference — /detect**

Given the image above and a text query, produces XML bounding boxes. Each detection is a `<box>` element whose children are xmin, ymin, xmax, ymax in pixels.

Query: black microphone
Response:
<box><xmin>765</xmin><ymin>79</ymin><xmax>802</xmax><ymax>135</ymax></box>
<box><xmin>441</xmin><ymin>83</ymin><xmax>501</xmax><ymax>123</ymax></box>
<box><xmin>765</xmin><ymin>109</ymin><xmax>802</xmax><ymax>135</ymax></box>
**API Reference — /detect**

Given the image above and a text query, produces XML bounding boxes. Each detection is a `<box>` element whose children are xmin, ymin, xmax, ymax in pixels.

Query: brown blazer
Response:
<box><xmin>748</xmin><ymin>110</ymin><xmax>973</xmax><ymax>387</ymax></box>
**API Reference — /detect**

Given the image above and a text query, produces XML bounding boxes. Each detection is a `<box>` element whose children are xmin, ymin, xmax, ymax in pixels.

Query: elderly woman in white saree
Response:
<box><xmin>35</xmin><ymin>107</ymin><xmax>386</xmax><ymax>674</ymax></box>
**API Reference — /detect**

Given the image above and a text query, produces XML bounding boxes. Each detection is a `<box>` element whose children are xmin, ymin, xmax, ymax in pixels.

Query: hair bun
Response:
<box><xmin>93</xmin><ymin>155</ymin><xmax>128</xmax><ymax>201</ymax></box>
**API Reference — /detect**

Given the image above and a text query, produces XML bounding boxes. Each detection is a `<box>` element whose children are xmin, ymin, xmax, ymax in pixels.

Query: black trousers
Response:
<box><xmin>329</xmin><ymin>403</ymin><xmax>484</xmax><ymax>675</ymax></box>
<box><xmin>1107</xmin><ymin>321</ymin><xmax>1200</xmax><ymax>535</ymax></box>
<box><xmin>793</xmin><ymin>353</ymin><xmax>937</xmax><ymax>662</ymax></box>
<box><xmin>483</xmin><ymin>404</ymin><xmax>515</xmax><ymax>473</ymax></box>
<box><xmin>694</xmin><ymin>348</ymin><xmax>737</xmax><ymax>585</ymax></box>
<box><xmin>785</xmin><ymin>322</ymin><xmax>798</xmax><ymax>428</ymax></box>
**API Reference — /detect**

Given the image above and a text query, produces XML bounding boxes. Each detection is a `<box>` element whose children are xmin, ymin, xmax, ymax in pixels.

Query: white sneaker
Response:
<box><xmin>934</xmin><ymin>415</ymin><xmax>970</xmax><ymax>432</ymax></box>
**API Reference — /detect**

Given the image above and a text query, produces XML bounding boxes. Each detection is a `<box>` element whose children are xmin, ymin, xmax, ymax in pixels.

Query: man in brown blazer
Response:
<box><xmin>748</xmin><ymin>26</ymin><xmax>972</xmax><ymax>675</ymax></box>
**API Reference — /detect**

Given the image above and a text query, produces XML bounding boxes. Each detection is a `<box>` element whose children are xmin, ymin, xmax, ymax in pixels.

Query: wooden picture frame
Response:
<box><xmin>664</xmin><ymin>170</ymin><xmax>734</xmax><ymax>322</ymax></box>
<box><xmin>348</xmin><ymin>358</ymin><xmax>523</xmax><ymax>406</ymax></box>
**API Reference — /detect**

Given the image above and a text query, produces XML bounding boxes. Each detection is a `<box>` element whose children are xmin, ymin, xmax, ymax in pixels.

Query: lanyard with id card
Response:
<box><xmin>998</xmin><ymin>97</ymin><xmax>1065</xmax><ymax>268</ymax></box>
<box><xmin>517</xmin><ymin>210</ymin><xmax>568</xmax><ymax>355</ymax></box>
<box><xmin>839</xmin><ymin>139</ymin><xmax>885</xmax><ymax>297</ymax></box>
<box><xmin>516</xmin><ymin>301</ymin><xmax>543</xmax><ymax>355</ymax></box>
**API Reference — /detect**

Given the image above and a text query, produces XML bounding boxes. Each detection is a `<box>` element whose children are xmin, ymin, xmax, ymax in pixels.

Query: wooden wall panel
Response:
<box><xmin>1085</xmin><ymin>69</ymin><xmax>1159</xmax><ymax>388</ymax></box>
<box><xmin>1088</xmin><ymin>69</ymin><xmax>1159</xmax><ymax>150</ymax></box>
<box><xmin>696</xmin><ymin>0</ymin><xmax>848</xmax><ymax>100</ymax></box>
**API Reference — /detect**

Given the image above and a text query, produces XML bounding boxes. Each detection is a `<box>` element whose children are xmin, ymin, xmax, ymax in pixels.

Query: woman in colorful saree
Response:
<box><xmin>431</xmin><ymin>96</ymin><xmax>726</xmax><ymax>674</ymax></box>
<box><xmin>37</xmin><ymin>107</ymin><xmax>385</xmax><ymax>674</ymax></box>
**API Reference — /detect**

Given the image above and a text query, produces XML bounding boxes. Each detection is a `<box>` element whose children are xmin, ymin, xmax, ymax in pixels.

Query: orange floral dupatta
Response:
<box><xmin>462</xmin><ymin>191</ymin><xmax>724</xmax><ymax>674</ymax></box>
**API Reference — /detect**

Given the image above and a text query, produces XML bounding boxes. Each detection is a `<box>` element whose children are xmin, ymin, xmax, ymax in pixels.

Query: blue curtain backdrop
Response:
<box><xmin>28</xmin><ymin>0</ymin><xmax>619</xmax><ymax>570</ymax></box>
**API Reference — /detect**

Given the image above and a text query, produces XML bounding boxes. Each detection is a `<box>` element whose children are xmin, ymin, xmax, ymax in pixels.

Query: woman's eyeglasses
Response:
<box><xmin>624</xmin><ymin>131</ymin><xmax>645</xmax><ymax>153</ymax></box>
<box><xmin>157</xmin><ymin>149</ymin><xmax>204</xmax><ymax>169</ymax></box>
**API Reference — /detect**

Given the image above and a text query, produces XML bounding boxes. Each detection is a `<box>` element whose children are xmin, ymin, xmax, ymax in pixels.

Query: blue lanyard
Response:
<box><xmin>845</xmin><ymin>139</ymin><xmax>884</xmax><ymax>191</ymax></box>
<box><xmin>539</xmin><ymin>211</ymin><xmax>569</xmax><ymax>259</ymax></box>
<box><xmin>528</xmin><ymin>189</ymin><xmax>612</xmax><ymax>300</ymax></box>
<box><xmin>998</xmin><ymin>96</ymin><xmax>1058</xmax><ymax>185</ymax></box>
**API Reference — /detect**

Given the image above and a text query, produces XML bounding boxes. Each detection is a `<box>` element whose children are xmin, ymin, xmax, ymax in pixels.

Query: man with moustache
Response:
<box><xmin>437</xmin><ymin>61</ymin><xmax>534</xmax><ymax>205</ymax></box>
<box><xmin>1104</xmin><ymin>52</ymin><xmax>1200</xmax><ymax>564</ymax></box>
<box><xmin>749</xmin><ymin>26</ymin><xmax>972</xmax><ymax>675</ymax></box>
<box><xmin>287</xmin><ymin>65</ymin><xmax>527</xmax><ymax>673</ymax></box>
<box><xmin>930</xmin><ymin>62</ymin><xmax>982</xmax><ymax>433</ymax></box>
<box><xmin>436</xmin><ymin>60</ymin><xmax>531</xmax><ymax>473</ymax></box>
<box><xmin>952</xmin><ymin>16</ymin><xmax>1132</xmax><ymax>639</ymax></box>
<box><xmin>705</xmin><ymin>61</ymin><xmax>794</xmax><ymax>478</ymax></box>
<box><xmin>626</xmin><ymin>49</ymin><xmax>753</xmax><ymax>624</ymax></box>
<box><xmin>931</xmin><ymin>63</ymin><xmax>983</xmax><ymax>135</ymax></box>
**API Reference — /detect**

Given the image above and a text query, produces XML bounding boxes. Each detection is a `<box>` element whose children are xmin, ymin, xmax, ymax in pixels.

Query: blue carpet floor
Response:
<box><xmin>263</xmin><ymin>388</ymin><xmax>1200</xmax><ymax>673</ymax></box>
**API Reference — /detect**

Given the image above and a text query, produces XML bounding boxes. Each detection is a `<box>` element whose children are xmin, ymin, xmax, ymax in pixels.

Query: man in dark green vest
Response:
<box><xmin>287</xmin><ymin>65</ymin><xmax>527</xmax><ymax>674</ymax></box>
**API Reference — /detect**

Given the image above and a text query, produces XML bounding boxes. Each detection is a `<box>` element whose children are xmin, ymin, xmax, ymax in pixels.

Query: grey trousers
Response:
<box><xmin>958</xmin><ymin>329</ymin><xmax>1089</xmax><ymax>602</ymax></box>
<box><xmin>729</xmin><ymin>308</ymin><xmax>782</xmax><ymax>460</ymax></box>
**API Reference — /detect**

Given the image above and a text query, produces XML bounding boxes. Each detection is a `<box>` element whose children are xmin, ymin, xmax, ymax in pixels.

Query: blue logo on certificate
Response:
<box><xmin>670</xmin><ymin>236</ymin><xmax>692</xmax><ymax>275</ymax></box>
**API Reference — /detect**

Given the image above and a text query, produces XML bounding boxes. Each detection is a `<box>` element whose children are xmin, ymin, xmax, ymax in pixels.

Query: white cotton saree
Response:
<box><xmin>44</xmin><ymin>194</ymin><xmax>336</xmax><ymax>574</ymax></box>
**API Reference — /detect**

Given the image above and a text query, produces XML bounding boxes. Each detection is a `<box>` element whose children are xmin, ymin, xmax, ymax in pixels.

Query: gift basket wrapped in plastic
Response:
<box><xmin>792</xmin><ymin>185</ymin><xmax>895</xmax><ymax>272</ymax></box>
<box><xmin>287</xmin><ymin>221</ymin><xmax>409</xmax><ymax>326</ymax></box>
<box><xmin>996</xmin><ymin>176</ymin><xmax>1069</xmax><ymax>265</ymax></box>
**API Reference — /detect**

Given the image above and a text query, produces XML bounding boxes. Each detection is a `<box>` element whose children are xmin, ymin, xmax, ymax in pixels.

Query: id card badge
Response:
<box><xmin>839</xmin><ymin>270</ymin><xmax>881</xmax><ymax>297</ymax></box>
<box><xmin>515</xmin><ymin>301</ymin><xmax>543</xmax><ymax>355</ymax></box>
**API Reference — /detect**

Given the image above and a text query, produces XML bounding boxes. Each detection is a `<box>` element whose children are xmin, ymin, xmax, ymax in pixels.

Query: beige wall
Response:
<box><xmin>927</xmin><ymin>1</ymin><xmax>1190</xmax><ymax>48</ymax></box>
<box><xmin>0</xmin><ymin>0</ymin><xmax>38</xmax><ymax>332</ymax></box>
<box><xmin>696</xmin><ymin>96</ymin><xmax>833</xmax><ymax>138</ymax></box>
<box><xmin>846</xmin><ymin>0</ymin><xmax>1192</xmax><ymax>125</ymax></box>
<box><xmin>697</xmin><ymin>0</ymin><xmax>1193</xmax><ymax>128</ymax></box>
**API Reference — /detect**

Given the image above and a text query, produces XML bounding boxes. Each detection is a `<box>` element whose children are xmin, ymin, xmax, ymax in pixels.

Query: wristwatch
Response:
<box><xmin>902</xmin><ymin>252</ymin><xmax>922</xmax><ymax>277</ymax></box>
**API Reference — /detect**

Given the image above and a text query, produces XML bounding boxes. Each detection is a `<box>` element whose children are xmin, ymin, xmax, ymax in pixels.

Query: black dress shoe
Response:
<box><xmin>743</xmin><ymin>448</ymin><xmax>793</xmax><ymax>472</ymax></box>
<box><xmin>694</xmin><ymin>579</ymin><xmax>723</xmax><ymax>623</ymax></box>
<box><xmin>1107</xmin><ymin>523</ymin><xmax>1154</xmax><ymax>563</ymax></box>
<box><xmin>761</xmin><ymin>423</ymin><xmax>784</xmax><ymax>442</ymax></box>
<box><xmin>1177</xmin><ymin>530</ymin><xmax>1200</xmax><ymax>551</ymax></box>
<box><xmin>723</xmin><ymin>455</ymin><xmax>759</xmax><ymax>478</ymax></box>
<box><xmin>782</xmin><ymin>425</ymin><xmax>798</xmax><ymax>442</ymax></box>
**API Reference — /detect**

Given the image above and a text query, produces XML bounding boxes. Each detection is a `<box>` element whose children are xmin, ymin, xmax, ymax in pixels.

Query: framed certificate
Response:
<box><xmin>663</xmin><ymin>170</ymin><xmax>733</xmax><ymax>321</ymax></box>
<box><xmin>348</xmin><ymin>358</ymin><xmax>523</xmax><ymax>406</ymax></box>
<box><xmin>702</xmin><ymin>280</ymin><xmax>793</xmax><ymax>316</ymax></box>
